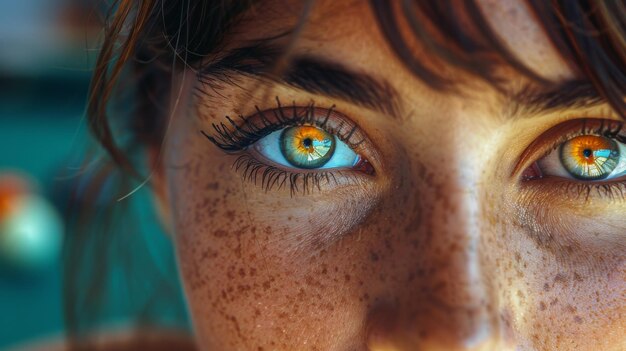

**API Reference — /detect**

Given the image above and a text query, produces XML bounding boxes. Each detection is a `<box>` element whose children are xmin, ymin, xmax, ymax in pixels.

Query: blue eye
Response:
<box><xmin>538</xmin><ymin>135</ymin><xmax>626</xmax><ymax>180</ymax></box>
<box><xmin>253</xmin><ymin>125</ymin><xmax>360</xmax><ymax>169</ymax></box>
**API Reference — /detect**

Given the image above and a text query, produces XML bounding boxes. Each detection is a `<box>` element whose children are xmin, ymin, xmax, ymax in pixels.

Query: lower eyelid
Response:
<box><xmin>231</xmin><ymin>154</ymin><xmax>373</xmax><ymax>195</ymax></box>
<box><xmin>519</xmin><ymin>177</ymin><xmax>626</xmax><ymax>208</ymax></box>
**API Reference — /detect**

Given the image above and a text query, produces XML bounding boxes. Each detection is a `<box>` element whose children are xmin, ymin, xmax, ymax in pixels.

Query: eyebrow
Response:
<box><xmin>508</xmin><ymin>80</ymin><xmax>606</xmax><ymax>119</ymax></box>
<box><xmin>198</xmin><ymin>44</ymin><xmax>401</xmax><ymax>117</ymax></box>
<box><xmin>199</xmin><ymin>44</ymin><xmax>607</xmax><ymax>120</ymax></box>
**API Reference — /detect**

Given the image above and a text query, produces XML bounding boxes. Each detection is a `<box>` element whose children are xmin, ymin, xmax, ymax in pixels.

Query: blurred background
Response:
<box><xmin>0</xmin><ymin>0</ymin><xmax>95</xmax><ymax>348</ymax></box>
<box><xmin>0</xmin><ymin>1</ymin><xmax>188</xmax><ymax>349</ymax></box>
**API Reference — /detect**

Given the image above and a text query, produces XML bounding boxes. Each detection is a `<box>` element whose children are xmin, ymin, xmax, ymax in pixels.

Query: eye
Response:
<box><xmin>253</xmin><ymin>125</ymin><xmax>360</xmax><ymax>169</ymax></box>
<box><xmin>537</xmin><ymin>134</ymin><xmax>626</xmax><ymax>180</ymax></box>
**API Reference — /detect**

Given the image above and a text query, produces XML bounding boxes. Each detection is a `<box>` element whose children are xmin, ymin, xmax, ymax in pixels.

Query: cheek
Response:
<box><xmin>484</xmin><ymin>202</ymin><xmax>626</xmax><ymax>350</ymax></box>
<box><xmin>165</xmin><ymin>139</ymin><xmax>385</xmax><ymax>349</ymax></box>
<box><xmin>506</xmin><ymin>246</ymin><xmax>624</xmax><ymax>350</ymax></box>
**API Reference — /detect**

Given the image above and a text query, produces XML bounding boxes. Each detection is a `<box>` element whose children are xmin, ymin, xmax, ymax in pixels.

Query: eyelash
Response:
<box><xmin>201</xmin><ymin>97</ymin><xmax>371</xmax><ymax>195</ymax></box>
<box><xmin>231</xmin><ymin>154</ymin><xmax>366</xmax><ymax>195</ymax></box>
<box><xmin>201</xmin><ymin>97</ymin><xmax>365</xmax><ymax>152</ymax></box>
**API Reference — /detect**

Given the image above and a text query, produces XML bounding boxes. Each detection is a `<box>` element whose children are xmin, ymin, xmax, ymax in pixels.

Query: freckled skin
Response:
<box><xmin>156</xmin><ymin>0</ymin><xmax>625</xmax><ymax>350</ymax></box>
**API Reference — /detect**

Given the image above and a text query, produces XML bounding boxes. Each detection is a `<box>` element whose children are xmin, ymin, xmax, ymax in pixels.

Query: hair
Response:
<box><xmin>66</xmin><ymin>0</ymin><xmax>626</xmax><ymax>349</ymax></box>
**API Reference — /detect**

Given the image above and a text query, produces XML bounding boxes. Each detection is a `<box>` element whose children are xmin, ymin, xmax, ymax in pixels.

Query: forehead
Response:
<box><xmin>477</xmin><ymin>0</ymin><xmax>574</xmax><ymax>81</ymax></box>
<box><xmin>240</xmin><ymin>0</ymin><xmax>575</xmax><ymax>83</ymax></box>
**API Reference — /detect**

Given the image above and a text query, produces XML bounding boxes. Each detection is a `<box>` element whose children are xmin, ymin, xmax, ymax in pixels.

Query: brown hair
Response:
<box><xmin>67</xmin><ymin>0</ymin><xmax>626</xmax><ymax>348</ymax></box>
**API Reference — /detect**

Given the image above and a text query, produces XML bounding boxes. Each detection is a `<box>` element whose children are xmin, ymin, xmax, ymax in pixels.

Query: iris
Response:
<box><xmin>560</xmin><ymin>135</ymin><xmax>620</xmax><ymax>180</ymax></box>
<box><xmin>280</xmin><ymin>126</ymin><xmax>336</xmax><ymax>169</ymax></box>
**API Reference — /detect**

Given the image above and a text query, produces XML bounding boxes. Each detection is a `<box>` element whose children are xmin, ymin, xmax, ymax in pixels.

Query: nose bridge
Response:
<box><xmin>424</xmin><ymin>110</ymin><xmax>501</xmax><ymax>303</ymax></box>
<box><xmin>429</xmin><ymin>158</ymin><xmax>486</xmax><ymax>310</ymax></box>
<box><xmin>367</xmin><ymin>134</ymin><xmax>500</xmax><ymax>350</ymax></box>
<box><xmin>419</xmin><ymin>172</ymin><xmax>493</xmax><ymax>347</ymax></box>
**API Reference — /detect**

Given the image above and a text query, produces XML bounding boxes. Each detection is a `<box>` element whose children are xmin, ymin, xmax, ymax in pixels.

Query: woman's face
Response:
<box><xmin>157</xmin><ymin>0</ymin><xmax>625</xmax><ymax>349</ymax></box>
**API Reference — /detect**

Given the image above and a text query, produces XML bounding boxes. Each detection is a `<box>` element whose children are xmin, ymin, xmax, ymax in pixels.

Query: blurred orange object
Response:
<box><xmin>0</xmin><ymin>171</ymin><xmax>63</xmax><ymax>272</ymax></box>
<box><xmin>0</xmin><ymin>173</ymin><xmax>30</xmax><ymax>220</ymax></box>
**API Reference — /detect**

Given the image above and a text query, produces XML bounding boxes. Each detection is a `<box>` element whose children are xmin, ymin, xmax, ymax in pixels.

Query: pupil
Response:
<box><xmin>302</xmin><ymin>138</ymin><xmax>313</xmax><ymax>147</ymax></box>
<box><xmin>582</xmin><ymin>149</ymin><xmax>592</xmax><ymax>158</ymax></box>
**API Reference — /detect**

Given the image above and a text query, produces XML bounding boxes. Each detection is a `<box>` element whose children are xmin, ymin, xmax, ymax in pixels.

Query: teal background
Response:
<box><xmin>1</xmin><ymin>75</ymin><xmax>190</xmax><ymax>350</ymax></box>
<box><xmin>1</xmin><ymin>2</ymin><xmax>191</xmax><ymax>349</ymax></box>
<box><xmin>0</xmin><ymin>75</ymin><xmax>88</xmax><ymax>349</ymax></box>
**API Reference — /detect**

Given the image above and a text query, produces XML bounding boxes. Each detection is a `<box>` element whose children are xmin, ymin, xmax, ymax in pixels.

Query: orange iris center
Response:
<box><xmin>567</xmin><ymin>135</ymin><xmax>613</xmax><ymax>166</ymax></box>
<box><xmin>292</xmin><ymin>126</ymin><xmax>327</xmax><ymax>154</ymax></box>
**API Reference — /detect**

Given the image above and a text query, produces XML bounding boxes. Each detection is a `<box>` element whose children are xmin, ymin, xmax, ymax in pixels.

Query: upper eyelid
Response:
<box><xmin>513</xmin><ymin>118</ymin><xmax>625</xmax><ymax>178</ymax></box>
<box><xmin>201</xmin><ymin>100</ymin><xmax>368</xmax><ymax>152</ymax></box>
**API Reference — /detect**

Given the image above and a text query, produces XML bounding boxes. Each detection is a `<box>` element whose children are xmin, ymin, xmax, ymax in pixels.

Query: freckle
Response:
<box><xmin>344</xmin><ymin>274</ymin><xmax>351</xmax><ymax>282</ymax></box>
<box><xmin>543</xmin><ymin>283</ymin><xmax>550</xmax><ymax>291</ymax></box>
<box><xmin>539</xmin><ymin>301</ymin><xmax>546</xmax><ymax>311</ymax></box>
<box><xmin>206</xmin><ymin>182</ymin><xmax>219</xmax><ymax>190</ymax></box>
<box><xmin>554</xmin><ymin>273</ymin><xmax>567</xmax><ymax>284</ymax></box>
<box><xmin>550</xmin><ymin>298</ymin><xmax>559</xmax><ymax>306</ymax></box>
<box><xmin>573</xmin><ymin>272</ymin><xmax>584</xmax><ymax>282</ymax></box>
<box><xmin>407</xmin><ymin>272</ymin><xmax>416</xmax><ymax>283</ymax></box>
<box><xmin>214</xmin><ymin>229</ymin><xmax>228</xmax><ymax>237</ymax></box>
<box><xmin>370</xmin><ymin>251</ymin><xmax>380</xmax><ymax>262</ymax></box>
<box><xmin>574</xmin><ymin>316</ymin><xmax>583</xmax><ymax>324</ymax></box>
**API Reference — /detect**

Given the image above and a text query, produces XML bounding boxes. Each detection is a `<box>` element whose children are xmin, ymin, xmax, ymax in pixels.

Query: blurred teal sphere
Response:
<box><xmin>0</xmin><ymin>194</ymin><xmax>63</xmax><ymax>272</ymax></box>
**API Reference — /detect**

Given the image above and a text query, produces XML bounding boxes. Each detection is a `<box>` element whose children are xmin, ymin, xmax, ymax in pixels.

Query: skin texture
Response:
<box><xmin>154</xmin><ymin>0</ymin><xmax>626</xmax><ymax>350</ymax></box>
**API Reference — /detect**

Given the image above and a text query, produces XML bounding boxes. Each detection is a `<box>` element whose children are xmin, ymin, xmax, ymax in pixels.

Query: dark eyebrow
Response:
<box><xmin>198</xmin><ymin>44</ymin><xmax>401</xmax><ymax>118</ymax></box>
<box><xmin>507</xmin><ymin>80</ymin><xmax>606</xmax><ymax>119</ymax></box>
<box><xmin>199</xmin><ymin>44</ymin><xmax>607</xmax><ymax>121</ymax></box>
<box><xmin>283</xmin><ymin>57</ymin><xmax>401</xmax><ymax>117</ymax></box>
